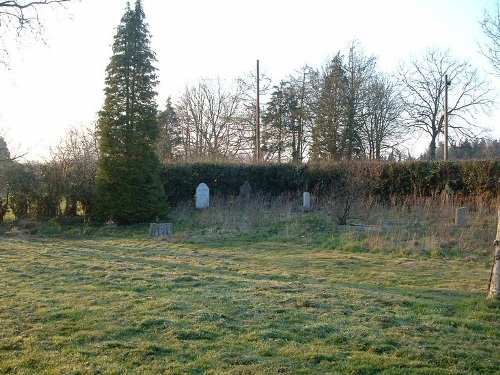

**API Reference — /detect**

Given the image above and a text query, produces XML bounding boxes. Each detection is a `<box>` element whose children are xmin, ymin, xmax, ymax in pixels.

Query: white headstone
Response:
<box><xmin>196</xmin><ymin>183</ymin><xmax>210</xmax><ymax>209</ymax></box>
<box><xmin>303</xmin><ymin>192</ymin><xmax>311</xmax><ymax>209</ymax></box>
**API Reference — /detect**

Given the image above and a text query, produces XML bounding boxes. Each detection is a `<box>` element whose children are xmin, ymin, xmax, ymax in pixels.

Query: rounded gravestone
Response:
<box><xmin>196</xmin><ymin>183</ymin><xmax>210</xmax><ymax>209</ymax></box>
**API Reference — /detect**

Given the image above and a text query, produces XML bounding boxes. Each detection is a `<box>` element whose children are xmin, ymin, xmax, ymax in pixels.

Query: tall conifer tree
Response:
<box><xmin>311</xmin><ymin>54</ymin><xmax>348</xmax><ymax>161</ymax></box>
<box><xmin>94</xmin><ymin>0</ymin><xmax>166</xmax><ymax>224</ymax></box>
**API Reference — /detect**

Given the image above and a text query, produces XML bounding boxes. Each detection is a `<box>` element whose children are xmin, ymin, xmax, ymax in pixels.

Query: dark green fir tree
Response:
<box><xmin>94</xmin><ymin>0</ymin><xmax>167</xmax><ymax>224</ymax></box>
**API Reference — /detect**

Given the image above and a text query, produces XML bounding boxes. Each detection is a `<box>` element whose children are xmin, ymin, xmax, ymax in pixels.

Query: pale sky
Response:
<box><xmin>0</xmin><ymin>0</ymin><xmax>498</xmax><ymax>160</ymax></box>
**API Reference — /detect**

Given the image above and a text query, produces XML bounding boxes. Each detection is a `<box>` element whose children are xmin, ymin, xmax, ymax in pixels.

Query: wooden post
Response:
<box><xmin>488</xmin><ymin>209</ymin><xmax>500</xmax><ymax>299</ymax></box>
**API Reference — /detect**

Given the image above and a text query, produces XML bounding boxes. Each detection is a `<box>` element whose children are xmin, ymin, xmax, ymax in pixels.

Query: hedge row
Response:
<box><xmin>160</xmin><ymin>160</ymin><xmax>500</xmax><ymax>206</ymax></box>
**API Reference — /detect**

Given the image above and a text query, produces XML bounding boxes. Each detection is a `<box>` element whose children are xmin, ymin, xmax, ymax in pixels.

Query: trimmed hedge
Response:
<box><xmin>160</xmin><ymin>163</ymin><xmax>307</xmax><ymax>203</ymax></box>
<box><xmin>160</xmin><ymin>160</ymin><xmax>500</xmax><ymax>206</ymax></box>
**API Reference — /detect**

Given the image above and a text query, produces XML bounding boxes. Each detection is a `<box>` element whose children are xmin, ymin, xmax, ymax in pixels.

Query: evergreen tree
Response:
<box><xmin>157</xmin><ymin>97</ymin><xmax>182</xmax><ymax>162</ymax></box>
<box><xmin>310</xmin><ymin>53</ymin><xmax>348</xmax><ymax>161</ymax></box>
<box><xmin>94</xmin><ymin>0</ymin><xmax>166</xmax><ymax>224</ymax></box>
<box><xmin>261</xmin><ymin>82</ymin><xmax>300</xmax><ymax>163</ymax></box>
<box><xmin>0</xmin><ymin>136</ymin><xmax>10</xmax><ymax>161</ymax></box>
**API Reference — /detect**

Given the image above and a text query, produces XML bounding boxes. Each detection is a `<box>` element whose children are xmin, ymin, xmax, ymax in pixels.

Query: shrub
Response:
<box><xmin>161</xmin><ymin>160</ymin><xmax>500</xmax><ymax>210</ymax></box>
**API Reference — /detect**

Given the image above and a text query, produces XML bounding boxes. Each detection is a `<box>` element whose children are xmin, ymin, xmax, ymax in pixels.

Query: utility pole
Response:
<box><xmin>255</xmin><ymin>60</ymin><xmax>261</xmax><ymax>163</ymax></box>
<box><xmin>444</xmin><ymin>74</ymin><xmax>450</xmax><ymax>161</ymax></box>
<box><xmin>297</xmin><ymin>70</ymin><xmax>306</xmax><ymax>162</ymax></box>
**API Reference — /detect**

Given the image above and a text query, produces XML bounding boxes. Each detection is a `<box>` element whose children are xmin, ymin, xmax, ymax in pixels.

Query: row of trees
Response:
<box><xmin>2</xmin><ymin>0</ymin><xmax>500</xmax><ymax>225</ymax></box>
<box><xmin>155</xmin><ymin>43</ymin><xmax>494</xmax><ymax>163</ymax></box>
<box><xmin>0</xmin><ymin>2</ymin><xmax>498</xmax><ymax>164</ymax></box>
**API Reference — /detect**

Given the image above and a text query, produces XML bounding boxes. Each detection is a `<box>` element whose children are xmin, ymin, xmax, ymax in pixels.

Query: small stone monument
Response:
<box><xmin>196</xmin><ymin>183</ymin><xmax>210</xmax><ymax>209</ymax></box>
<box><xmin>455</xmin><ymin>207</ymin><xmax>467</xmax><ymax>227</ymax></box>
<box><xmin>303</xmin><ymin>192</ymin><xmax>311</xmax><ymax>209</ymax></box>
<box><xmin>238</xmin><ymin>180</ymin><xmax>252</xmax><ymax>201</ymax></box>
<box><xmin>149</xmin><ymin>223</ymin><xmax>173</xmax><ymax>239</ymax></box>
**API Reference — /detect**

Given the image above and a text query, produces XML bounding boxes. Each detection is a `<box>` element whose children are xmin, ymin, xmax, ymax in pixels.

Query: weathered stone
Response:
<box><xmin>455</xmin><ymin>207</ymin><xmax>467</xmax><ymax>227</ymax></box>
<box><xmin>238</xmin><ymin>181</ymin><xmax>252</xmax><ymax>201</ymax></box>
<box><xmin>149</xmin><ymin>223</ymin><xmax>173</xmax><ymax>239</ymax></box>
<box><xmin>303</xmin><ymin>192</ymin><xmax>311</xmax><ymax>209</ymax></box>
<box><xmin>196</xmin><ymin>183</ymin><xmax>210</xmax><ymax>209</ymax></box>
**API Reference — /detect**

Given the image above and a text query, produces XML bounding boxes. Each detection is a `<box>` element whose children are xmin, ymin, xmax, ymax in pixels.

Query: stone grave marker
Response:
<box><xmin>238</xmin><ymin>180</ymin><xmax>252</xmax><ymax>201</ymax></box>
<box><xmin>303</xmin><ymin>192</ymin><xmax>311</xmax><ymax>209</ymax></box>
<box><xmin>196</xmin><ymin>183</ymin><xmax>210</xmax><ymax>209</ymax></box>
<box><xmin>455</xmin><ymin>207</ymin><xmax>467</xmax><ymax>227</ymax></box>
<box><xmin>149</xmin><ymin>223</ymin><xmax>173</xmax><ymax>239</ymax></box>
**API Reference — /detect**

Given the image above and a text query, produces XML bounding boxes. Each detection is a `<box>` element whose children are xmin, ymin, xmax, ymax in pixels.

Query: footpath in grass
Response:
<box><xmin>0</xmin><ymin>221</ymin><xmax>499</xmax><ymax>374</ymax></box>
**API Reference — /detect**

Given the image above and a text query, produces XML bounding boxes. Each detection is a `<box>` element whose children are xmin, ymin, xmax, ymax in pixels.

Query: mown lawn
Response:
<box><xmin>0</xmin><ymin>217</ymin><xmax>499</xmax><ymax>374</ymax></box>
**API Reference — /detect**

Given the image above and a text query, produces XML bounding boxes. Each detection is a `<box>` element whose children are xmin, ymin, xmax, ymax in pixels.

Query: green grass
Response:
<box><xmin>1</xmin><ymin>201</ymin><xmax>499</xmax><ymax>374</ymax></box>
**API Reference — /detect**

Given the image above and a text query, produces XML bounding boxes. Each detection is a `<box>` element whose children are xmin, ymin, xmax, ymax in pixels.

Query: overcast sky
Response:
<box><xmin>0</xmin><ymin>0</ymin><xmax>497</xmax><ymax>160</ymax></box>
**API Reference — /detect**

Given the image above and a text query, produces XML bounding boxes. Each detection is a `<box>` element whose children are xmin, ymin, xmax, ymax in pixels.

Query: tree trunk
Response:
<box><xmin>488</xmin><ymin>209</ymin><xmax>500</xmax><ymax>299</ymax></box>
<box><xmin>429</xmin><ymin>135</ymin><xmax>437</xmax><ymax>160</ymax></box>
<box><xmin>0</xmin><ymin>198</ymin><xmax>6</xmax><ymax>223</ymax></box>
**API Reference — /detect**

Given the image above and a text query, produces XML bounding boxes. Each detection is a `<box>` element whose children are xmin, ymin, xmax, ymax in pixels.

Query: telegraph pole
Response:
<box><xmin>255</xmin><ymin>60</ymin><xmax>261</xmax><ymax>163</ymax></box>
<box><xmin>297</xmin><ymin>70</ymin><xmax>306</xmax><ymax>162</ymax></box>
<box><xmin>444</xmin><ymin>74</ymin><xmax>450</xmax><ymax>161</ymax></box>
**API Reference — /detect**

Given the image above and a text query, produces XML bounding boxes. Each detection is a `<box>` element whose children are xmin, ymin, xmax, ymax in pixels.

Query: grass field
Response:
<box><xmin>1</xmin><ymin>197</ymin><xmax>499</xmax><ymax>374</ymax></box>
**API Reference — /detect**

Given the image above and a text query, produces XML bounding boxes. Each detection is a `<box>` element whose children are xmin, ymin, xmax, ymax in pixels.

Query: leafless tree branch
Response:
<box><xmin>0</xmin><ymin>0</ymin><xmax>75</xmax><ymax>65</ymax></box>
<box><xmin>480</xmin><ymin>3</ymin><xmax>500</xmax><ymax>76</ymax></box>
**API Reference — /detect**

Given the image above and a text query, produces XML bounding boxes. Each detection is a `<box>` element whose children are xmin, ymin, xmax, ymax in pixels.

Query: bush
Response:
<box><xmin>161</xmin><ymin>160</ymin><xmax>500</xmax><ymax>209</ymax></box>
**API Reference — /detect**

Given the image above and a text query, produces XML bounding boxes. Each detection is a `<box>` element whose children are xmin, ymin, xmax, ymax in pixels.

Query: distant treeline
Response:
<box><xmin>432</xmin><ymin>138</ymin><xmax>500</xmax><ymax>160</ymax></box>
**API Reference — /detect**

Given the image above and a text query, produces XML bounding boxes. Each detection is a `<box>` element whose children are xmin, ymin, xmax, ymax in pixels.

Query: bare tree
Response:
<box><xmin>331</xmin><ymin>161</ymin><xmax>371</xmax><ymax>225</ymax></box>
<box><xmin>343</xmin><ymin>40</ymin><xmax>377</xmax><ymax>159</ymax></box>
<box><xmin>236</xmin><ymin>68</ymin><xmax>272</xmax><ymax>162</ymax></box>
<box><xmin>48</xmin><ymin>124</ymin><xmax>98</xmax><ymax>216</ymax></box>
<box><xmin>287</xmin><ymin>65</ymin><xmax>316</xmax><ymax>162</ymax></box>
<box><xmin>397</xmin><ymin>48</ymin><xmax>494</xmax><ymax>159</ymax></box>
<box><xmin>0</xmin><ymin>0</ymin><xmax>74</xmax><ymax>65</ymax></box>
<box><xmin>480</xmin><ymin>2</ymin><xmax>500</xmax><ymax>76</ymax></box>
<box><xmin>361</xmin><ymin>73</ymin><xmax>405</xmax><ymax>160</ymax></box>
<box><xmin>176</xmin><ymin>78</ymin><xmax>246</xmax><ymax>161</ymax></box>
